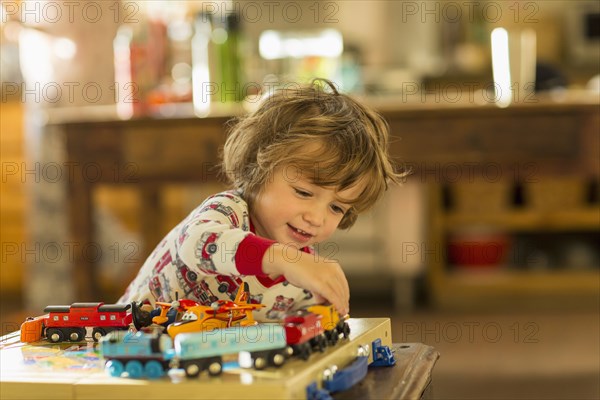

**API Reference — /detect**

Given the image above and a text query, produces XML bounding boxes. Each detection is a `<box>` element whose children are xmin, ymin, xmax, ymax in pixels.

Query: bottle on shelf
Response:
<box><xmin>191</xmin><ymin>12</ymin><xmax>213</xmax><ymax>117</ymax></box>
<box><xmin>214</xmin><ymin>12</ymin><xmax>244</xmax><ymax>103</ymax></box>
<box><xmin>191</xmin><ymin>10</ymin><xmax>246</xmax><ymax>116</ymax></box>
<box><xmin>113</xmin><ymin>14</ymin><xmax>167</xmax><ymax>119</ymax></box>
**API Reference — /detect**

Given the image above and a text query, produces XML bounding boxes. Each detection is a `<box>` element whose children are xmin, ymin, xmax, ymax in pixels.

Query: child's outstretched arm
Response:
<box><xmin>176</xmin><ymin>193</ymin><xmax>275</xmax><ymax>277</ymax></box>
<box><xmin>262</xmin><ymin>243</ymin><xmax>350</xmax><ymax>316</ymax></box>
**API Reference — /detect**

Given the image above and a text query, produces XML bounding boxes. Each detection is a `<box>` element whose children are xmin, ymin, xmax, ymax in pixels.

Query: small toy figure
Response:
<box><xmin>131</xmin><ymin>294</ymin><xmax>200</xmax><ymax>330</ymax></box>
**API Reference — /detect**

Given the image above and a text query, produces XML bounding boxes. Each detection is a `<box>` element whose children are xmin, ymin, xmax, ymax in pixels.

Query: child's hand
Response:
<box><xmin>263</xmin><ymin>243</ymin><xmax>350</xmax><ymax>315</ymax></box>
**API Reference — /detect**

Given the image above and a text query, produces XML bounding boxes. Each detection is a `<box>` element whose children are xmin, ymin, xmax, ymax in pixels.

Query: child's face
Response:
<box><xmin>250</xmin><ymin>166</ymin><xmax>364</xmax><ymax>249</ymax></box>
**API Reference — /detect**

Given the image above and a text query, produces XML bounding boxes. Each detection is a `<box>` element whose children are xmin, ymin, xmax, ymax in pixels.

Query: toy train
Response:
<box><xmin>284</xmin><ymin>305</ymin><xmax>350</xmax><ymax>360</ymax></box>
<box><xmin>18</xmin><ymin>285</ymin><xmax>351</xmax><ymax>380</ymax></box>
<box><xmin>100</xmin><ymin>331</ymin><xmax>174</xmax><ymax>379</ymax></box>
<box><xmin>100</xmin><ymin>324</ymin><xmax>292</xmax><ymax>379</ymax></box>
<box><xmin>99</xmin><ymin>305</ymin><xmax>351</xmax><ymax>379</ymax></box>
<box><xmin>20</xmin><ymin>302</ymin><xmax>132</xmax><ymax>343</ymax></box>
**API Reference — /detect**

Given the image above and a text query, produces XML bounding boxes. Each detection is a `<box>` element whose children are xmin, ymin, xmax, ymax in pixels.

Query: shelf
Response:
<box><xmin>447</xmin><ymin>268</ymin><xmax>599</xmax><ymax>290</ymax></box>
<box><xmin>444</xmin><ymin>208</ymin><xmax>600</xmax><ymax>232</ymax></box>
<box><xmin>431</xmin><ymin>269</ymin><xmax>600</xmax><ymax>310</ymax></box>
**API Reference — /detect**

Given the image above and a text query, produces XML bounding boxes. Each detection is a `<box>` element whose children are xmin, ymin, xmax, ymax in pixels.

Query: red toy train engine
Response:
<box><xmin>20</xmin><ymin>302</ymin><xmax>132</xmax><ymax>343</ymax></box>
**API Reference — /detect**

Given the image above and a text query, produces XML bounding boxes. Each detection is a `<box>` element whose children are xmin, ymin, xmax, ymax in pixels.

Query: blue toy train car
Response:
<box><xmin>99</xmin><ymin>331</ymin><xmax>174</xmax><ymax>379</ymax></box>
<box><xmin>99</xmin><ymin>324</ymin><xmax>291</xmax><ymax>379</ymax></box>
<box><xmin>174</xmin><ymin>324</ymin><xmax>291</xmax><ymax>377</ymax></box>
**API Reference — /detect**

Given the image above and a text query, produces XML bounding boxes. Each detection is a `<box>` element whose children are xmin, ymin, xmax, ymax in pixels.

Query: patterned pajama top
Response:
<box><xmin>118</xmin><ymin>190</ymin><xmax>317</xmax><ymax>321</ymax></box>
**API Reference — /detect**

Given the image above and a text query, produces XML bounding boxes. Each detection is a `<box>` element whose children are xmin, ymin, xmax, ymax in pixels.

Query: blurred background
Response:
<box><xmin>1</xmin><ymin>0</ymin><xmax>599</xmax><ymax>398</ymax></box>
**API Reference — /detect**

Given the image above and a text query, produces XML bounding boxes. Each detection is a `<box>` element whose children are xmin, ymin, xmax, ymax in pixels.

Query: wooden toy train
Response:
<box><xmin>99</xmin><ymin>307</ymin><xmax>351</xmax><ymax>379</ymax></box>
<box><xmin>20</xmin><ymin>302</ymin><xmax>132</xmax><ymax>343</ymax></box>
<box><xmin>19</xmin><ymin>283</ymin><xmax>352</xmax><ymax>379</ymax></box>
<box><xmin>100</xmin><ymin>324</ymin><xmax>292</xmax><ymax>379</ymax></box>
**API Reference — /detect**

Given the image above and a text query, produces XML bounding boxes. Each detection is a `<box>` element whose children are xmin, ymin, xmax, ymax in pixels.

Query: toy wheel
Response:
<box><xmin>253</xmin><ymin>356</ymin><xmax>267</xmax><ymax>370</ymax></box>
<box><xmin>320</xmin><ymin>334</ymin><xmax>328</xmax><ymax>351</ymax></box>
<box><xmin>284</xmin><ymin>346</ymin><xmax>294</xmax><ymax>358</ymax></box>
<box><xmin>327</xmin><ymin>330</ymin><xmax>338</xmax><ymax>346</ymax></box>
<box><xmin>341</xmin><ymin>322</ymin><xmax>351</xmax><ymax>338</ymax></box>
<box><xmin>92</xmin><ymin>328</ymin><xmax>106</xmax><ymax>342</ymax></box>
<box><xmin>207</xmin><ymin>361</ymin><xmax>222</xmax><ymax>376</ymax></box>
<box><xmin>270</xmin><ymin>352</ymin><xmax>286</xmax><ymax>367</ymax></box>
<box><xmin>144</xmin><ymin>360</ymin><xmax>164</xmax><ymax>379</ymax></box>
<box><xmin>46</xmin><ymin>328</ymin><xmax>64</xmax><ymax>343</ymax></box>
<box><xmin>299</xmin><ymin>344</ymin><xmax>311</xmax><ymax>361</ymax></box>
<box><xmin>105</xmin><ymin>360</ymin><xmax>124</xmax><ymax>377</ymax></box>
<box><xmin>69</xmin><ymin>328</ymin><xmax>86</xmax><ymax>342</ymax></box>
<box><xmin>125</xmin><ymin>360</ymin><xmax>143</xmax><ymax>379</ymax></box>
<box><xmin>184</xmin><ymin>362</ymin><xmax>201</xmax><ymax>378</ymax></box>
<box><xmin>312</xmin><ymin>334</ymin><xmax>327</xmax><ymax>352</ymax></box>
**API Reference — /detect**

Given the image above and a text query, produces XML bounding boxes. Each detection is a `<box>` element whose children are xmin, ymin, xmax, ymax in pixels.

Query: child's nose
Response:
<box><xmin>303</xmin><ymin>208</ymin><xmax>324</xmax><ymax>227</ymax></box>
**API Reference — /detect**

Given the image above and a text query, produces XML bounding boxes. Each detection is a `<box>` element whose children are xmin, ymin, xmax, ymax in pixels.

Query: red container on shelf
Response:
<box><xmin>447</xmin><ymin>229</ymin><xmax>511</xmax><ymax>269</ymax></box>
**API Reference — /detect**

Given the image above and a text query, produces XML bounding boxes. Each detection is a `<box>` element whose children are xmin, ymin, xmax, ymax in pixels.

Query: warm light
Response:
<box><xmin>19</xmin><ymin>29</ymin><xmax>54</xmax><ymax>84</ymax></box>
<box><xmin>258</xmin><ymin>31</ymin><xmax>281</xmax><ymax>60</ymax></box>
<box><xmin>192</xmin><ymin>19</ymin><xmax>212</xmax><ymax>117</ymax></box>
<box><xmin>192</xmin><ymin>63</ymin><xmax>210</xmax><ymax>116</ymax></box>
<box><xmin>211</xmin><ymin>27</ymin><xmax>228</xmax><ymax>45</ymax></box>
<box><xmin>53</xmin><ymin>38</ymin><xmax>77</xmax><ymax>60</ymax></box>
<box><xmin>168</xmin><ymin>20</ymin><xmax>193</xmax><ymax>42</ymax></box>
<box><xmin>240</xmin><ymin>372</ymin><xmax>254</xmax><ymax>385</ymax></box>
<box><xmin>519</xmin><ymin>28</ymin><xmax>537</xmax><ymax>98</ymax></box>
<box><xmin>238</xmin><ymin>351</ymin><xmax>252</xmax><ymax>369</ymax></box>
<box><xmin>172</xmin><ymin>62</ymin><xmax>192</xmax><ymax>83</ymax></box>
<box><xmin>491</xmin><ymin>28</ymin><xmax>512</xmax><ymax>108</ymax></box>
<box><xmin>259</xmin><ymin>29</ymin><xmax>343</xmax><ymax>60</ymax></box>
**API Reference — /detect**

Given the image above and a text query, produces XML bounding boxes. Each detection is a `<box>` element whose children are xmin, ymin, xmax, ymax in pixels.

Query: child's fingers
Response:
<box><xmin>315</xmin><ymin>284</ymin><xmax>347</xmax><ymax>315</ymax></box>
<box><xmin>329</xmin><ymin>281</ymin><xmax>349</xmax><ymax>315</ymax></box>
<box><xmin>339</xmin><ymin>273</ymin><xmax>350</xmax><ymax>308</ymax></box>
<box><xmin>332</xmin><ymin>269</ymin><xmax>350</xmax><ymax>313</ymax></box>
<box><xmin>313</xmin><ymin>293</ymin><xmax>326</xmax><ymax>304</ymax></box>
<box><xmin>323</xmin><ymin>260</ymin><xmax>350</xmax><ymax>312</ymax></box>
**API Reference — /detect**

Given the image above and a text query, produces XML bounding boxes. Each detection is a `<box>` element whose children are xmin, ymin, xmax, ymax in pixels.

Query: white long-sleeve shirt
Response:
<box><xmin>118</xmin><ymin>190</ymin><xmax>316</xmax><ymax>321</ymax></box>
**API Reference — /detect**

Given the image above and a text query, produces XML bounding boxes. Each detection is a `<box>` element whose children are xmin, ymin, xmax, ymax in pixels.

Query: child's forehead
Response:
<box><xmin>333</xmin><ymin>176</ymin><xmax>368</xmax><ymax>203</ymax></box>
<box><xmin>282</xmin><ymin>167</ymin><xmax>367</xmax><ymax>204</ymax></box>
<box><xmin>333</xmin><ymin>186</ymin><xmax>364</xmax><ymax>206</ymax></box>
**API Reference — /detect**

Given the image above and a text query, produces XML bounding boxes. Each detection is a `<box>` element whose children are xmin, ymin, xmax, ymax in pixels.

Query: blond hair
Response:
<box><xmin>222</xmin><ymin>79</ymin><xmax>403</xmax><ymax>229</ymax></box>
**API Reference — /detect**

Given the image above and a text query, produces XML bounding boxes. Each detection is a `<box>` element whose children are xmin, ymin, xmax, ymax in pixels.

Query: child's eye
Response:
<box><xmin>294</xmin><ymin>188</ymin><xmax>312</xmax><ymax>197</ymax></box>
<box><xmin>330</xmin><ymin>204</ymin><xmax>345</xmax><ymax>214</ymax></box>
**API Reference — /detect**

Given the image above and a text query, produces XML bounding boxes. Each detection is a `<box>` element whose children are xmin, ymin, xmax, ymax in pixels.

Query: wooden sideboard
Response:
<box><xmin>52</xmin><ymin>97</ymin><xmax>599</xmax><ymax>307</ymax></box>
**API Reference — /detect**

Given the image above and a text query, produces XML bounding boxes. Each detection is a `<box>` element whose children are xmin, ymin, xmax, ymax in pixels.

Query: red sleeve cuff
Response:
<box><xmin>235</xmin><ymin>234</ymin><xmax>277</xmax><ymax>275</ymax></box>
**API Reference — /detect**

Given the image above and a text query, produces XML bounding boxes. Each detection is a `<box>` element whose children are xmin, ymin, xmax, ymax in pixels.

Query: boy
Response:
<box><xmin>120</xmin><ymin>79</ymin><xmax>401</xmax><ymax>320</ymax></box>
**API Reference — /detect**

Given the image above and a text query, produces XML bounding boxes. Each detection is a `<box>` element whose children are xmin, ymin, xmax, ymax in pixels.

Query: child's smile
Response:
<box><xmin>286</xmin><ymin>223</ymin><xmax>314</xmax><ymax>244</ymax></box>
